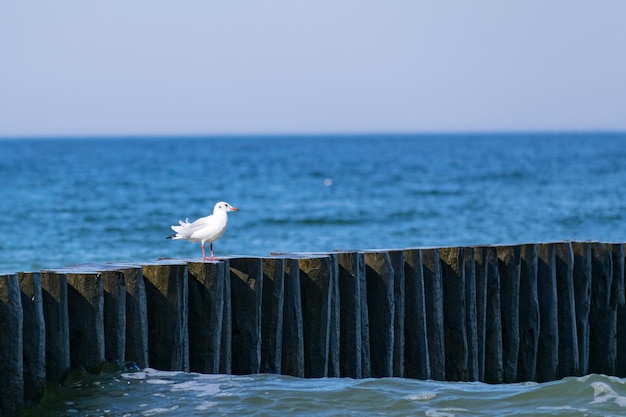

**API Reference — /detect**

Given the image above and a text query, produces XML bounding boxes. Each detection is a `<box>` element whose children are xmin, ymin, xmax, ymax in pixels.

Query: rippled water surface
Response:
<box><xmin>23</xmin><ymin>368</ymin><xmax>626</xmax><ymax>416</ymax></box>
<box><xmin>2</xmin><ymin>133</ymin><xmax>626</xmax><ymax>273</ymax></box>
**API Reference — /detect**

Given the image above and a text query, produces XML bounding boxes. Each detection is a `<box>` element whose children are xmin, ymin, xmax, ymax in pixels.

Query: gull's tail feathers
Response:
<box><xmin>167</xmin><ymin>218</ymin><xmax>192</xmax><ymax>240</ymax></box>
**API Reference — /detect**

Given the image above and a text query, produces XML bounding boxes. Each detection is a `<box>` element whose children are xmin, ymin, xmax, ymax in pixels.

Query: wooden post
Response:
<box><xmin>298</xmin><ymin>255</ymin><xmax>333</xmax><ymax>378</ymax></box>
<box><xmin>478</xmin><ymin>246</ymin><xmax>503</xmax><ymax>383</ymax></box>
<box><xmin>0</xmin><ymin>273</ymin><xmax>24</xmax><ymax>416</ymax></box>
<box><xmin>220</xmin><ymin>259</ymin><xmax>232</xmax><ymax>375</ymax></box>
<box><xmin>403</xmin><ymin>249</ymin><xmax>430</xmax><ymax>380</ymax></box>
<box><xmin>387</xmin><ymin>249</ymin><xmax>406</xmax><ymax>378</ymax></box>
<box><xmin>364</xmin><ymin>251</ymin><xmax>395</xmax><ymax>377</ymax></box>
<box><xmin>229</xmin><ymin>257</ymin><xmax>263</xmax><ymax>375</ymax></box>
<box><xmin>101</xmin><ymin>269</ymin><xmax>126</xmax><ymax>363</ymax></box>
<box><xmin>440</xmin><ymin>247</ymin><xmax>468</xmax><ymax>381</ymax></box>
<box><xmin>496</xmin><ymin>245</ymin><xmax>520</xmax><ymax>383</ymax></box>
<box><xmin>463</xmin><ymin>247</ymin><xmax>479</xmax><ymax>381</ymax></box>
<box><xmin>281</xmin><ymin>258</ymin><xmax>304</xmax><ymax>377</ymax></box>
<box><xmin>66</xmin><ymin>271</ymin><xmax>105</xmax><ymax>373</ymax></box>
<box><xmin>336</xmin><ymin>251</ymin><xmax>366</xmax><ymax>379</ymax></box>
<box><xmin>518</xmin><ymin>244</ymin><xmax>539</xmax><ymax>382</ymax></box>
<box><xmin>326</xmin><ymin>253</ymin><xmax>341</xmax><ymax>378</ymax></box>
<box><xmin>474</xmin><ymin>247</ymin><xmax>488</xmax><ymax>381</ymax></box>
<box><xmin>261</xmin><ymin>257</ymin><xmax>285</xmax><ymax>374</ymax></box>
<box><xmin>142</xmin><ymin>261</ymin><xmax>189</xmax><ymax>372</ymax></box>
<box><xmin>422</xmin><ymin>248</ymin><xmax>445</xmax><ymax>380</ymax></box>
<box><xmin>187</xmin><ymin>260</ymin><xmax>226</xmax><ymax>374</ymax></box>
<box><xmin>536</xmin><ymin>244</ymin><xmax>558</xmax><ymax>382</ymax></box>
<box><xmin>611</xmin><ymin>243</ymin><xmax>625</xmax><ymax>307</ymax></box>
<box><xmin>120</xmin><ymin>265</ymin><xmax>149</xmax><ymax>369</ymax></box>
<box><xmin>571</xmin><ymin>242</ymin><xmax>591</xmax><ymax>375</ymax></box>
<box><xmin>40</xmin><ymin>271</ymin><xmax>70</xmax><ymax>382</ymax></box>
<box><xmin>554</xmin><ymin>242</ymin><xmax>580</xmax><ymax>377</ymax></box>
<box><xmin>18</xmin><ymin>272</ymin><xmax>46</xmax><ymax>402</ymax></box>
<box><xmin>588</xmin><ymin>243</ymin><xmax>617</xmax><ymax>375</ymax></box>
<box><xmin>616</xmin><ymin>243</ymin><xmax>626</xmax><ymax>376</ymax></box>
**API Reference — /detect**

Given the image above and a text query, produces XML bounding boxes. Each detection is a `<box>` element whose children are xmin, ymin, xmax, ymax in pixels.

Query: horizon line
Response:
<box><xmin>1</xmin><ymin>129</ymin><xmax>626</xmax><ymax>141</ymax></box>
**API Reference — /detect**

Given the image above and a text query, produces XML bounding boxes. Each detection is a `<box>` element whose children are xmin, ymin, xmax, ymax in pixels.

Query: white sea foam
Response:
<box><xmin>425</xmin><ymin>408</ymin><xmax>466</xmax><ymax>417</ymax></box>
<box><xmin>146</xmin><ymin>379</ymin><xmax>174</xmax><ymax>385</ymax></box>
<box><xmin>405</xmin><ymin>392</ymin><xmax>437</xmax><ymax>401</ymax></box>
<box><xmin>122</xmin><ymin>368</ymin><xmax>184</xmax><ymax>381</ymax></box>
<box><xmin>122</xmin><ymin>371</ymin><xmax>147</xmax><ymax>380</ymax></box>
<box><xmin>608</xmin><ymin>375</ymin><xmax>626</xmax><ymax>385</ymax></box>
<box><xmin>195</xmin><ymin>401</ymin><xmax>219</xmax><ymax>411</ymax></box>
<box><xmin>537</xmin><ymin>405</ymin><xmax>588</xmax><ymax>412</ymax></box>
<box><xmin>171</xmin><ymin>380</ymin><xmax>222</xmax><ymax>397</ymax></box>
<box><xmin>591</xmin><ymin>381</ymin><xmax>626</xmax><ymax>407</ymax></box>
<box><xmin>141</xmin><ymin>405</ymin><xmax>180</xmax><ymax>416</ymax></box>
<box><xmin>144</xmin><ymin>369</ymin><xmax>183</xmax><ymax>378</ymax></box>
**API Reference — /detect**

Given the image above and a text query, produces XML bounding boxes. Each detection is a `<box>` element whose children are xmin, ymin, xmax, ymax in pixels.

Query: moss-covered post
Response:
<box><xmin>229</xmin><ymin>257</ymin><xmax>263</xmax><ymax>375</ymax></box>
<box><xmin>142</xmin><ymin>261</ymin><xmax>189</xmax><ymax>372</ymax></box>
<box><xmin>440</xmin><ymin>247</ymin><xmax>468</xmax><ymax>381</ymax></box>
<box><xmin>187</xmin><ymin>260</ymin><xmax>226</xmax><ymax>374</ymax></box>
<box><xmin>0</xmin><ymin>273</ymin><xmax>23</xmax><ymax>417</ymax></box>
<box><xmin>403</xmin><ymin>249</ymin><xmax>430</xmax><ymax>380</ymax></box>
<box><xmin>496</xmin><ymin>245</ymin><xmax>520</xmax><ymax>383</ymax></box>
<box><xmin>40</xmin><ymin>271</ymin><xmax>70</xmax><ymax>383</ymax></box>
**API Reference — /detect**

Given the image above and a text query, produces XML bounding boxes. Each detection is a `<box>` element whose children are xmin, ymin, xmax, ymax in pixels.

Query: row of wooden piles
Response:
<box><xmin>1</xmin><ymin>241</ymin><xmax>625</xmax><ymax>416</ymax></box>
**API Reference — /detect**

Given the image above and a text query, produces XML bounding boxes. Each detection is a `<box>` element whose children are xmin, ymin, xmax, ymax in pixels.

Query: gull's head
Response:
<box><xmin>214</xmin><ymin>201</ymin><xmax>239</xmax><ymax>214</ymax></box>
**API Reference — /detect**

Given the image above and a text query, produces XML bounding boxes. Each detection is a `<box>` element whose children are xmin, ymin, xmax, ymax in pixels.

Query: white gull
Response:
<box><xmin>167</xmin><ymin>201</ymin><xmax>239</xmax><ymax>260</ymax></box>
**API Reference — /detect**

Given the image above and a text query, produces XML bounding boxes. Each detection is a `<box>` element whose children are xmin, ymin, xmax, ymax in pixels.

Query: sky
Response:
<box><xmin>1</xmin><ymin>1</ymin><xmax>625</xmax><ymax>137</ymax></box>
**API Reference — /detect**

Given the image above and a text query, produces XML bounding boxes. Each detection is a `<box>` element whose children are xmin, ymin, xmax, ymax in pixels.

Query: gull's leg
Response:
<box><xmin>210</xmin><ymin>242</ymin><xmax>215</xmax><ymax>260</ymax></box>
<box><xmin>202</xmin><ymin>242</ymin><xmax>208</xmax><ymax>260</ymax></box>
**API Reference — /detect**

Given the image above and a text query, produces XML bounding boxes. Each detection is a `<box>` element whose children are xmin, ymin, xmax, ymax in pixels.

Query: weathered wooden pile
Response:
<box><xmin>1</xmin><ymin>241</ymin><xmax>625</xmax><ymax>416</ymax></box>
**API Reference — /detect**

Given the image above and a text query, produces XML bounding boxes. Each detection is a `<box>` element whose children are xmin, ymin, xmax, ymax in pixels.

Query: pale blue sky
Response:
<box><xmin>1</xmin><ymin>1</ymin><xmax>625</xmax><ymax>137</ymax></box>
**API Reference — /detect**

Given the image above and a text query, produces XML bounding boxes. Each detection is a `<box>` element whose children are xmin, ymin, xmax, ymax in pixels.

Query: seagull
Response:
<box><xmin>167</xmin><ymin>201</ymin><xmax>239</xmax><ymax>260</ymax></box>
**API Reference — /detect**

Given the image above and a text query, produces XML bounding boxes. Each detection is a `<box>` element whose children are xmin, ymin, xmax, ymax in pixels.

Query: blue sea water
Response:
<box><xmin>3</xmin><ymin>132</ymin><xmax>626</xmax><ymax>416</ymax></box>
<box><xmin>2</xmin><ymin>133</ymin><xmax>626</xmax><ymax>273</ymax></box>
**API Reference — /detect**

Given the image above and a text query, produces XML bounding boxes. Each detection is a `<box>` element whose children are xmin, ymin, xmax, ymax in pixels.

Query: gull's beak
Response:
<box><xmin>230</xmin><ymin>206</ymin><xmax>239</xmax><ymax>211</ymax></box>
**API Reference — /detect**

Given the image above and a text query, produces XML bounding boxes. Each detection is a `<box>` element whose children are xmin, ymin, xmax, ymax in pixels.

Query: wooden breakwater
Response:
<box><xmin>1</xmin><ymin>241</ymin><xmax>626</xmax><ymax>415</ymax></box>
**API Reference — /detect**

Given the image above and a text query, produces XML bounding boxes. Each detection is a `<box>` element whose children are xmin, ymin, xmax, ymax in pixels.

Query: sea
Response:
<box><xmin>2</xmin><ymin>132</ymin><xmax>626</xmax><ymax>416</ymax></box>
